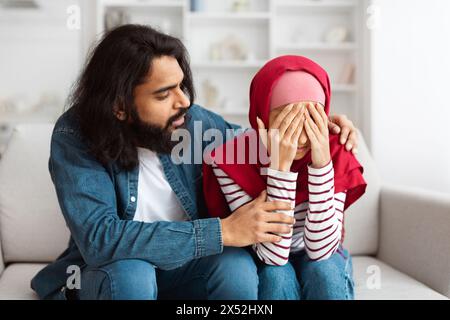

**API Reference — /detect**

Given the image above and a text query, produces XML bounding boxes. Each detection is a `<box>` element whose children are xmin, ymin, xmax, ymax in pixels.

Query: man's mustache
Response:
<box><xmin>166</xmin><ymin>107</ymin><xmax>189</xmax><ymax>128</ymax></box>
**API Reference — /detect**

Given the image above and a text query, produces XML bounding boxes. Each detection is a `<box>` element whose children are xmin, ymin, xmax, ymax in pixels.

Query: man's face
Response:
<box><xmin>129</xmin><ymin>55</ymin><xmax>191</xmax><ymax>153</ymax></box>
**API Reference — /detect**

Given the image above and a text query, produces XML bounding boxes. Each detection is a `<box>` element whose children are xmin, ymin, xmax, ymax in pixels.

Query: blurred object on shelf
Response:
<box><xmin>324</xmin><ymin>26</ymin><xmax>349</xmax><ymax>43</ymax></box>
<box><xmin>0</xmin><ymin>92</ymin><xmax>62</xmax><ymax>123</ymax></box>
<box><xmin>339</xmin><ymin>62</ymin><xmax>355</xmax><ymax>84</ymax></box>
<box><xmin>104</xmin><ymin>9</ymin><xmax>130</xmax><ymax>31</ymax></box>
<box><xmin>202</xmin><ymin>79</ymin><xmax>220</xmax><ymax>108</ymax></box>
<box><xmin>190</xmin><ymin>0</ymin><xmax>205</xmax><ymax>12</ymax></box>
<box><xmin>231</xmin><ymin>0</ymin><xmax>250</xmax><ymax>12</ymax></box>
<box><xmin>209</xmin><ymin>34</ymin><xmax>249</xmax><ymax>61</ymax></box>
<box><xmin>0</xmin><ymin>0</ymin><xmax>39</xmax><ymax>9</ymax></box>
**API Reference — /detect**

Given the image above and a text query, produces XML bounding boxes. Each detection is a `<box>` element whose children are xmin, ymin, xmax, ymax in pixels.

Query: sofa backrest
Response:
<box><xmin>0</xmin><ymin>124</ymin><xmax>70</xmax><ymax>264</ymax></box>
<box><xmin>0</xmin><ymin>124</ymin><xmax>381</xmax><ymax>264</ymax></box>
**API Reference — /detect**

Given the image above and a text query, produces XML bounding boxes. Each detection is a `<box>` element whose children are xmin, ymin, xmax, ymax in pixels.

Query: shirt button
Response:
<box><xmin>130</xmin><ymin>196</ymin><xmax>136</xmax><ymax>203</ymax></box>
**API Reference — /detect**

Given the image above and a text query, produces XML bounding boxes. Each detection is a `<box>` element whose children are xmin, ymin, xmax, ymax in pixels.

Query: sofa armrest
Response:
<box><xmin>0</xmin><ymin>236</ymin><xmax>4</xmax><ymax>277</ymax></box>
<box><xmin>378</xmin><ymin>185</ymin><xmax>450</xmax><ymax>298</ymax></box>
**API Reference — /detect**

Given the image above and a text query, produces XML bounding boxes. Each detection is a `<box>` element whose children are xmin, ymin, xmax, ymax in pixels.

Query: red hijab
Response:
<box><xmin>203</xmin><ymin>55</ymin><xmax>366</xmax><ymax>225</ymax></box>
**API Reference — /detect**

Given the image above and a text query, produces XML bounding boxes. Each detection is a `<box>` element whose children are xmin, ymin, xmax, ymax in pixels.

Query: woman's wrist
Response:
<box><xmin>311</xmin><ymin>155</ymin><xmax>331</xmax><ymax>169</ymax></box>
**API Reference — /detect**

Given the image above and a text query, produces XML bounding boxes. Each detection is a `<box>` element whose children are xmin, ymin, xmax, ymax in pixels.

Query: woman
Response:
<box><xmin>203</xmin><ymin>55</ymin><xmax>366</xmax><ymax>299</ymax></box>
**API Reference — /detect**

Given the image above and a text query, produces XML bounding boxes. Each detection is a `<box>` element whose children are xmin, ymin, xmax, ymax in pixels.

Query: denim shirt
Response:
<box><xmin>31</xmin><ymin>104</ymin><xmax>241</xmax><ymax>299</ymax></box>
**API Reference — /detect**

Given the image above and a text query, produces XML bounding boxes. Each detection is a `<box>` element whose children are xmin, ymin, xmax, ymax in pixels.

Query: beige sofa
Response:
<box><xmin>0</xmin><ymin>124</ymin><xmax>449</xmax><ymax>300</ymax></box>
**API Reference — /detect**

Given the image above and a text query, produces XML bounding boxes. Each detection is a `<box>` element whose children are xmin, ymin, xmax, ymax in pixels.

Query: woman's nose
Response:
<box><xmin>299</xmin><ymin>129</ymin><xmax>308</xmax><ymax>145</ymax></box>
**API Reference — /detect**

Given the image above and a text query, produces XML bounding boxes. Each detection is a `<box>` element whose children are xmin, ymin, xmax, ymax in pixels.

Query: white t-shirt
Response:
<box><xmin>133</xmin><ymin>147</ymin><xmax>188</xmax><ymax>223</ymax></box>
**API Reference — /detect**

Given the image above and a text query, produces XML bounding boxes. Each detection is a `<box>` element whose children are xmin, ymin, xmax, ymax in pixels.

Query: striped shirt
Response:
<box><xmin>212</xmin><ymin>160</ymin><xmax>346</xmax><ymax>265</ymax></box>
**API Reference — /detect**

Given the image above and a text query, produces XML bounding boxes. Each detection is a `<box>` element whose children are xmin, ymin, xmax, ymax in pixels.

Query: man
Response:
<box><xmin>31</xmin><ymin>25</ymin><xmax>359</xmax><ymax>300</ymax></box>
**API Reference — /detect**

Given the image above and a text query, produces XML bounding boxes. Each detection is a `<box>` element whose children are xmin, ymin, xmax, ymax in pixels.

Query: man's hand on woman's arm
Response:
<box><xmin>220</xmin><ymin>191</ymin><xmax>295</xmax><ymax>247</ymax></box>
<box><xmin>327</xmin><ymin>113</ymin><xmax>359</xmax><ymax>154</ymax></box>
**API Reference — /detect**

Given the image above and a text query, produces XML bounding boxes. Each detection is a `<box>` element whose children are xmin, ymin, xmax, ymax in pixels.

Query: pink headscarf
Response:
<box><xmin>270</xmin><ymin>70</ymin><xmax>326</xmax><ymax>110</ymax></box>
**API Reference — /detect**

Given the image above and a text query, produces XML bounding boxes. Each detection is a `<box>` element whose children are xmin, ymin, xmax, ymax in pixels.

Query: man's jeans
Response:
<box><xmin>57</xmin><ymin>247</ymin><xmax>258</xmax><ymax>300</ymax></box>
<box><xmin>257</xmin><ymin>245</ymin><xmax>355</xmax><ymax>300</ymax></box>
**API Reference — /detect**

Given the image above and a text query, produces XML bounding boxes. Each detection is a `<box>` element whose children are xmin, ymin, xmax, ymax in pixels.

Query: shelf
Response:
<box><xmin>277</xmin><ymin>42</ymin><xmax>357</xmax><ymax>51</ymax></box>
<box><xmin>192</xmin><ymin>60</ymin><xmax>265</xmax><ymax>69</ymax></box>
<box><xmin>275</xmin><ymin>1</ymin><xmax>356</xmax><ymax>10</ymax></box>
<box><xmin>188</xmin><ymin>12</ymin><xmax>270</xmax><ymax>21</ymax></box>
<box><xmin>93</xmin><ymin>0</ymin><xmax>369</xmax><ymax>130</ymax></box>
<box><xmin>101</xmin><ymin>0</ymin><xmax>185</xmax><ymax>8</ymax></box>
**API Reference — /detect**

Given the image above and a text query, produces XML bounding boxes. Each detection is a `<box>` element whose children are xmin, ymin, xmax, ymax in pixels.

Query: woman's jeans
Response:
<box><xmin>55</xmin><ymin>247</ymin><xmax>258</xmax><ymax>300</ymax></box>
<box><xmin>256</xmin><ymin>245</ymin><xmax>355</xmax><ymax>300</ymax></box>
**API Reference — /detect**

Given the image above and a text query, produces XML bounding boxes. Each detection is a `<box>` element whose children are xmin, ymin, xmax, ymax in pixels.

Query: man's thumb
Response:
<box><xmin>256</xmin><ymin>190</ymin><xmax>267</xmax><ymax>202</ymax></box>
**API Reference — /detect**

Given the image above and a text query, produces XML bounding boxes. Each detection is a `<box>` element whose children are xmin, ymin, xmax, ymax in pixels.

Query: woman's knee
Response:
<box><xmin>298</xmin><ymin>252</ymin><xmax>354</xmax><ymax>300</ymax></box>
<box><xmin>80</xmin><ymin>259</ymin><xmax>157</xmax><ymax>300</ymax></box>
<box><xmin>258</xmin><ymin>263</ymin><xmax>300</xmax><ymax>300</ymax></box>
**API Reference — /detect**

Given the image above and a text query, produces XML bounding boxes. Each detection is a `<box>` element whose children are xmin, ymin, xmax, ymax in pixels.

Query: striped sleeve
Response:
<box><xmin>211</xmin><ymin>162</ymin><xmax>297</xmax><ymax>266</ymax></box>
<box><xmin>304</xmin><ymin>160</ymin><xmax>346</xmax><ymax>261</ymax></box>
<box><xmin>255</xmin><ymin>168</ymin><xmax>297</xmax><ymax>266</ymax></box>
<box><xmin>211</xmin><ymin>162</ymin><xmax>253</xmax><ymax>212</ymax></box>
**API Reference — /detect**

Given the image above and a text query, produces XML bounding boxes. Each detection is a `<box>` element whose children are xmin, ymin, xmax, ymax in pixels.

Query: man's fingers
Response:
<box><xmin>263</xmin><ymin>223</ymin><xmax>292</xmax><ymax>235</ymax></box>
<box><xmin>348</xmin><ymin>130</ymin><xmax>358</xmax><ymax>149</ymax></box>
<box><xmin>259</xmin><ymin>234</ymin><xmax>283</xmax><ymax>244</ymax></box>
<box><xmin>260</xmin><ymin>200</ymin><xmax>292</xmax><ymax>212</ymax></box>
<box><xmin>255</xmin><ymin>190</ymin><xmax>267</xmax><ymax>203</ymax></box>
<box><xmin>328</xmin><ymin>117</ymin><xmax>341</xmax><ymax>134</ymax></box>
<box><xmin>262</xmin><ymin>212</ymin><xmax>295</xmax><ymax>225</ymax></box>
<box><xmin>340</xmin><ymin>126</ymin><xmax>350</xmax><ymax>145</ymax></box>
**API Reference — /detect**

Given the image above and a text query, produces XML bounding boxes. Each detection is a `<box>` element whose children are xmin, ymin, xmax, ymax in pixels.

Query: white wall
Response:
<box><xmin>0</xmin><ymin>0</ymin><xmax>83</xmax><ymax>113</ymax></box>
<box><xmin>371</xmin><ymin>0</ymin><xmax>450</xmax><ymax>193</ymax></box>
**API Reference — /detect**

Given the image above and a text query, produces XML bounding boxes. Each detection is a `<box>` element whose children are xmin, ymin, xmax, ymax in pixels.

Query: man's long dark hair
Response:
<box><xmin>69</xmin><ymin>24</ymin><xmax>195</xmax><ymax>171</ymax></box>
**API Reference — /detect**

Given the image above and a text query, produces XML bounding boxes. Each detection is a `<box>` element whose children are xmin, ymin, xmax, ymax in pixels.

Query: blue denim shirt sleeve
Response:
<box><xmin>49</xmin><ymin>128</ymin><xmax>223</xmax><ymax>270</ymax></box>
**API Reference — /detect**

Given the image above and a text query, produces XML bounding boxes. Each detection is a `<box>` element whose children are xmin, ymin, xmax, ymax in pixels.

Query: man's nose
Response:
<box><xmin>175</xmin><ymin>87</ymin><xmax>190</xmax><ymax>109</ymax></box>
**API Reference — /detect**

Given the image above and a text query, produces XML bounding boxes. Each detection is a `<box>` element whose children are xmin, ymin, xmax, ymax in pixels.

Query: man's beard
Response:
<box><xmin>129</xmin><ymin>107</ymin><xmax>189</xmax><ymax>154</ymax></box>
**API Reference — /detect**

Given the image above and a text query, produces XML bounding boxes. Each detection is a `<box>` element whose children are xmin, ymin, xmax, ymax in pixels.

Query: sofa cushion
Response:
<box><xmin>0</xmin><ymin>263</ymin><xmax>45</xmax><ymax>300</ymax></box>
<box><xmin>0</xmin><ymin>257</ymin><xmax>446</xmax><ymax>300</ymax></box>
<box><xmin>0</xmin><ymin>124</ymin><xmax>70</xmax><ymax>263</ymax></box>
<box><xmin>353</xmin><ymin>256</ymin><xmax>447</xmax><ymax>300</ymax></box>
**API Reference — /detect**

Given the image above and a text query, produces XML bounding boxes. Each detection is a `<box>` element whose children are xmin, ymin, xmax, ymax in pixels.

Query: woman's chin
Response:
<box><xmin>294</xmin><ymin>148</ymin><xmax>309</xmax><ymax>160</ymax></box>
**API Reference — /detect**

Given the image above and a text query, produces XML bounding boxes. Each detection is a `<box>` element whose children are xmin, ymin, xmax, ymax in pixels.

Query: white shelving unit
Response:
<box><xmin>94</xmin><ymin>0</ymin><xmax>371</xmax><ymax>133</ymax></box>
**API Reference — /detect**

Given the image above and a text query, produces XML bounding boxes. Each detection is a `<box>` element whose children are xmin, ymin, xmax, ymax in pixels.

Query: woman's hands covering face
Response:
<box><xmin>304</xmin><ymin>102</ymin><xmax>331</xmax><ymax>169</ymax></box>
<box><xmin>257</xmin><ymin>103</ymin><xmax>305</xmax><ymax>172</ymax></box>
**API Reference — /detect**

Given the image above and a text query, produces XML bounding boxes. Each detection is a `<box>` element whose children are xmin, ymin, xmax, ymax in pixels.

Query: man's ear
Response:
<box><xmin>113</xmin><ymin>105</ymin><xmax>127</xmax><ymax>121</ymax></box>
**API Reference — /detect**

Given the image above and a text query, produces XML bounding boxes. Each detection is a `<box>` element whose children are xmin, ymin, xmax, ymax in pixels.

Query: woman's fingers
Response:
<box><xmin>271</xmin><ymin>103</ymin><xmax>294</xmax><ymax>130</ymax></box>
<box><xmin>307</xmin><ymin>102</ymin><xmax>325</xmax><ymax>132</ymax></box>
<box><xmin>292</xmin><ymin>113</ymin><xmax>305</xmax><ymax>142</ymax></box>
<box><xmin>306</xmin><ymin>111</ymin><xmax>321</xmax><ymax>137</ymax></box>
<box><xmin>284</xmin><ymin>107</ymin><xmax>304</xmax><ymax>141</ymax></box>
<box><xmin>304</xmin><ymin>113</ymin><xmax>319</xmax><ymax>145</ymax></box>
<box><xmin>278</xmin><ymin>103</ymin><xmax>302</xmax><ymax>137</ymax></box>
<box><xmin>256</xmin><ymin>117</ymin><xmax>268</xmax><ymax>149</ymax></box>
<box><xmin>316</xmin><ymin>103</ymin><xmax>329</xmax><ymax>135</ymax></box>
